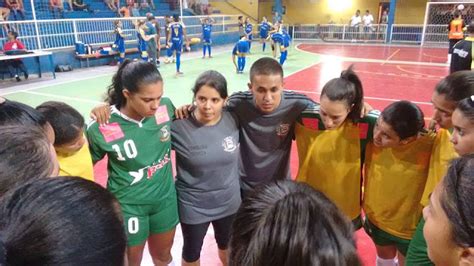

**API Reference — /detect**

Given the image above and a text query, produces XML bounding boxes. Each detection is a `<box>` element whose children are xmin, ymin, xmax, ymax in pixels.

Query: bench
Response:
<box><xmin>76</xmin><ymin>47</ymin><xmax>139</xmax><ymax>68</ymax></box>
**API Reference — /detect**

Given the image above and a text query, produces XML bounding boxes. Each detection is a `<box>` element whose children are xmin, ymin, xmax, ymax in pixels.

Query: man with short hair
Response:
<box><xmin>349</xmin><ymin>9</ymin><xmax>362</xmax><ymax>41</ymax></box>
<box><xmin>3</xmin><ymin>31</ymin><xmax>28</xmax><ymax>82</ymax></box>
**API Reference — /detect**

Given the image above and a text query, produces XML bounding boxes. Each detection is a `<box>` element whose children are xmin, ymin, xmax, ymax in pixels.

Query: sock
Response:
<box><xmin>376</xmin><ymin>256</ymin><xmax>398</xmax><ymax>266</ymax></box>
<box><xmin>176</xmin><ymin>53</ymin><xmax>181</xmax><ymax>72</ymax></box>
<box><xmin>279</xmin><ymin>50</ymin><xmax>287</xmax><ymax>65</ymax></box>
<box><xmin>118</xmin><ymin>56</ymin><xmax>124</xmax><ymax>64</ymax></box>
<box><xmin>447</xmin><ymin>53</ymin><xmax>452</xmax><ymax>63</ymax></box>
<box><xmin>203</xmin><ymin>45</ymin><xmax>206</xmax><ymax>57</ymax></box>
<box><xmin>248</xmin><ymin>40</ymin><xmax>251</xmax><ymax>51</ymax></box>
<box><xmin>263</xmin><ymin>42</ymin><xmax>266</xmax><ymax>52</ymax></box>
<box><xmin>208</xmin><ymin>45</ymin><xmax>211</xmax><ymax>56</ymax></box>
<box><xmin>167</xmin><ymin>48</ymin><xmax>173</xmax><ymax>58</ymax></box>
<box><xmin>241</xmin><ymin>57</ymin><xmax>246</xmax><ymax>71</ymax></box>
<box><xmin>237</xmin><ymin>57</ymin><xmax>242</xmax><ymax>71</ymax></box>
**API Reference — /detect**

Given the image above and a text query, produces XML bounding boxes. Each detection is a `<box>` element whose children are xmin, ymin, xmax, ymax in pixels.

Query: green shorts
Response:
<box><xmin>120</xmin><ymin>194</ymin><xmax>179</xmax><ymax>246</ymax></box>
<box><xmin>405</xmin><ymin>218</ymin><xmax>434</xmax><ymax>266</ymax></box>
<box><xmin>363</xmin><ymin>218</ymin><xmax>411</xmax><ymax>256</ymax></box>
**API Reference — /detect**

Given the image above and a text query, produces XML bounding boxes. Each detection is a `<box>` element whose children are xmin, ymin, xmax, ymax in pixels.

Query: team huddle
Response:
<box><xmin>1</xmin><ymin>54</ymin><xmax>474</xmax><ymax>265</ymax></box>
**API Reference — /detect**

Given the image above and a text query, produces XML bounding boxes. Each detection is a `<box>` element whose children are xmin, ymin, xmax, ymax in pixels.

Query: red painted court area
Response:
<box><xmin>297</xmin><ymin>43</ymin><xmax>449</xmax><ymax>64</ymax></box>
<box><xmin>288</xmin><ymin>44</ymin><xmax>450</xmax><ymax>118</ymax></box>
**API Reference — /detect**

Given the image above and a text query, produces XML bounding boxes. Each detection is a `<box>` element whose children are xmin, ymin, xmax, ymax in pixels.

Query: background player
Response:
<box><xmin>87</xmin><ymin>60</ymin><xmax>178</xmax><ymax>266</ymax></box>
<box><xmin>112</xmin><ymin>20</ymin><xmax>126</xmax><ymax>64</ymax></box>
<box><xmin>167</xmin><ymin>14</ymin><xmax>189</xmax><ymax>76</ymax></box>
<box><xmin>450</xmin><ymin>20</ymin><xmax>474</xmax><ymax>73</ymax></box>
<box><xmin>201</xmin><ymin>16</ymin><xmax>214</xmax><ymax>59</ymax></box>
<box><xmin>136</xmin><ymin>20</ymin><xmax>149</xmax><ymax>61</ymax></box>
<box><xmin>244</xmin><ymin>17</ymin><xmax>253</xmax><ymax>52</ymax></box>
<box><xmin>232</xmin><ymin>35</ymin><xmax>249</xmax><ymax>73</ymax></box>
<box><xmin>447</xmin><ymin>10</ymin><xmax>465</xmax><ymax>63</ymax></box>
<box><xmin>259</xmin><ymin>16</ymin><xmax>271</xmax><ymax>52</ymax></box>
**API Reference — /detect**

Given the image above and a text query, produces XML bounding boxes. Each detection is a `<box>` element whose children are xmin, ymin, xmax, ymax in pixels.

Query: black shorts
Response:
<box><xmin>181</xmin><ymin>213</ymin><xmax>236</xmax><ymax>262</ymax></box>
<box><xmin>449</xmin><ymin>39</ymin><xmax>462</xmax><ymax>54</ymax></box>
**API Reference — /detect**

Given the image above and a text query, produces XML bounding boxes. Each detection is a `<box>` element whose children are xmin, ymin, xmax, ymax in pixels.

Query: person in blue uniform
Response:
<box><xmin>167</xmin><ymin>14</ymin><xmax>189</xmax><ymax>76</ymax></box>
<box><xmin>112</xmin><ymin>20</ymin><xmax>126</xmax><ymax>64</ymax></box>
<box><xmin>232</xmin><ymin>36</ymin><xmax>250</xmax><ymax>74</ymax></box>
<box><xmin>244</xmin><ymin>17</ymin><xmax>253</xmax><ymax>52</ymax></box>
<box><xmin>201</xmin><ymin>16</ymin><xmax>214</xmax><ymax>59</ymax></box>
<box><xmin>259</xmin><ymin>16</ymin><xmax>271</xmax><ymax>52</ymax></box>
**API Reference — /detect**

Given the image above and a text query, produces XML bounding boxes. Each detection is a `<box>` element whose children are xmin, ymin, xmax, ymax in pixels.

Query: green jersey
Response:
<box><xmin>86</xmin><ymin>98</ymin><xmax>176</xmax><ymax>205</ymax></box>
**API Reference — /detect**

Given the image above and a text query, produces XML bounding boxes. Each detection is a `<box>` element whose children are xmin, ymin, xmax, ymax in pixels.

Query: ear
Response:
<box><xmin>459</xmin><ymin>247</ymin><xmax>474</xmax><ymax>265</ymax></box>
<box><xmin>247</xmin><ymin>82</ymin><xmax>253</xmax><ymax>92</ymax></box>
<box><xmin>122</xmin><ymin>89</ymin><xmax>131</xmax><ymax>99</ymax></box>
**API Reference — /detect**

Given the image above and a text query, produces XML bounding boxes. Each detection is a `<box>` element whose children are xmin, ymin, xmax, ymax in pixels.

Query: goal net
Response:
<box><xmin>422</xmin><ymin>1</ymin><xmax>474</xmax><ymax>47</ymax></box>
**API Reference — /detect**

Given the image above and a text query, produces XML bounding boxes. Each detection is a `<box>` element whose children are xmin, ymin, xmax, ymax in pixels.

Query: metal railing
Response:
<box><xmin>292</xmin><ymin>23</ymin><xmax>451</xmax><ymax>47</ymax></box>
<box><xmin>0</xmin><ymin>15</ymin><xmax>241</xmax><ymax>50</ymax></box>
<box><xmin>0</xmin><ymin>19</ymin><xmax>453</xmax><ymax>51</ymax></box>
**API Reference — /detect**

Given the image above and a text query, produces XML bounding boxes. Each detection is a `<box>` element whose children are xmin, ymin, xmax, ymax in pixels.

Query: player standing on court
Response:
<box><xmin>87</xmin><ymin>60</ymin><xmax>178</xmax><ymax>266</ymax></box>
<box><xmin>201</xmin><ymin>16</ymin><xmax>214</xmax><ymax>59</ymax></box>
<box><xmin>447</xmin><ymin>10</ymin><xmax>465</xmax><ymax>63</ymax></box>
<box><xmin>167</xmin><ymin>14</ymin><xmax>189</xmax><ymax>76</ymax></box>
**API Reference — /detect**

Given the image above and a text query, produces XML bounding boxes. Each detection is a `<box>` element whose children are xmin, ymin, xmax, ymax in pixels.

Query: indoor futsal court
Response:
<box><xmin>1</xmin><ymin>41</ymin><xmax>449</xmax><ymax>265</ymax></box>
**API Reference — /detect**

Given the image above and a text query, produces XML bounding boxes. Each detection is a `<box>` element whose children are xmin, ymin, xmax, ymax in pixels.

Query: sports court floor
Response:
<box><xmin>1</xmin><ymin>41</ymin><xmax>450</xmax><ymax>265</ymax></box>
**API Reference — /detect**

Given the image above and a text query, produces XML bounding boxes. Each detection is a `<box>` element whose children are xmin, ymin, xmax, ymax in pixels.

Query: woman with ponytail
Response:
<box><xmin>86</xmin><ymin>60</ymin><xmax>178</xmax><ymax>266</ymax></box>
<box><xmin>295</xmin><ymin>65</ymin><xmax>379</xmax><ymax>227</ymax></box>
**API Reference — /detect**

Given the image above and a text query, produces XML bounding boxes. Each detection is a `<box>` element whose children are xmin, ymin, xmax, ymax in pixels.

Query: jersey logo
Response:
<box><xmin>128</xmin><ymin>153</ymin><xmax>171</xmax><ymax>185</ymax></box>
<box><xmin>453</xmin><ymin>48</ymin><xmax>469</xmax><ymax>58</ymax></box>
<box><xmin>99</xmin><ymin>122</ymin><xmax>125</xmax><ymax>143</ymax></box>
<box><xmin>302</xmin><ymin>118</ymin><xmax>319</xmax><ymax>130</ymax></box>
<box><xmin>155</xmin><ymin>105</ymin><xmax>170</xmax><ymax>125</ymax></box>
<box><xmin>222</xmin><ymin>136</ymin><xmax>238</xmax><ymax>152</ymax></box>
<box><xmin>160</xmin><ymin>125</ymin><xmax>171</xmax><ymax>142</ymax></box>
<box><xmin>276</xmin><ymin>123</ymin><xmax>290</xmax><ymax>137</ymax></box>
<box><xmin>359</xmin><ymin>122</ymin><xmax>369</xmax><ymax>139</ymax></box>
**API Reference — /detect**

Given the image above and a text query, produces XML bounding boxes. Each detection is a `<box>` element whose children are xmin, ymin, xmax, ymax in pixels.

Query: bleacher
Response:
<box><xmin>2</xmin><ymin>0</ymin><xmax>188</xmax><ymax>21</ymax></box>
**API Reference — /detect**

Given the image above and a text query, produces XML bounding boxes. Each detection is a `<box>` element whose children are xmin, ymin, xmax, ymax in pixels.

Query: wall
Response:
<box><xmin>256</xmin><ymin>0</ymin><xmax>427</xmax><ymax>25</ymax></box>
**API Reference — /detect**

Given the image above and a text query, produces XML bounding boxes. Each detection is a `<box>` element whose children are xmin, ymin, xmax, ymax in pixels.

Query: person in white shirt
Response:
<box><xmin>362</xmin><ymin>10</ymin><xmax>374</xmax><ymax>40</ymax></box>
<box><xmin>349</xmin><ymin>9</ymin><xmax>362</xmax><ymax>41</ymax></box>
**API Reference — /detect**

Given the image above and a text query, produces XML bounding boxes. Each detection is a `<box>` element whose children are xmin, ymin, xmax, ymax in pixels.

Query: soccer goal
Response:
<box><xmin>421</xmin><ymin>1</ymin><xmax>474</xmax><ymax>47</ymax></box>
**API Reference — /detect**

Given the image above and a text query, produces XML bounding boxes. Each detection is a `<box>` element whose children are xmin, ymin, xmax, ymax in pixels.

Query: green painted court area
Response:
<box><xmin>4</xmin><ymin>44</ymin><xmax>320</xmax><ymax>117</ymax></box>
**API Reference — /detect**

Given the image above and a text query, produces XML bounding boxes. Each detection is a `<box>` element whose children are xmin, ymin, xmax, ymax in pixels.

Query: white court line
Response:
<box><xmin>381</xmin><ymin>49</ymin><xmax>400</xmax><ymax>65</ymax></box>
<box><xmin>0</xmin><ymin>46</ymin><xmax>235</xmax><ymax>97</ymax></box>
<box><xmin>294</xmin><ymin>43</ymin><xmax>449</xmax><ymax>67</ymax></box>
<box><xmin>22</xmin><ymin>91</ymin><xmax>102</xmax><ymax>104</ymax></box>
<box><xmin>290</xmin><ymin>89</ymin><xmax>432</xmax><ymax>106</ymax></box>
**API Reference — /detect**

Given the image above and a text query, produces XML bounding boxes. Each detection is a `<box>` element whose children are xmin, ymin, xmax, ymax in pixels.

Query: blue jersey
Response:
<box><xmin>114</xmin><ymin>27</ymin><xmax>125</xmax><ymax>53</ymax></box>
<box><xmin>245</xmin><ymin>23</ymin><xmax>253</xmax><ymax>36</ymax></box>
<box><xmin>232</xmin><ymin>39</ymin><xmax>250</xmax><ymax>56</ymax></box>
<box><xmin>272</xmin><ymin>32</ymin><xmax>290</xmax><ymax>48</ymax></box>
<box><xmin>260</xmin><ymin>22</ymin><xmax>271</xmax><ymax>38</ymax></box>
<box><xmin>202</xmin><ymin>23</ymin><xmax>212</xmax><ymax>41</ymax></box>
<box><xmin>169</xmin><ymin>22</ymin><xmax>184</xmax><ymax>41</ymax></box>
<box><xmin>137</xmin><ymin>31</ymin><xmax>146</xmax><ymax>52</ymax></box>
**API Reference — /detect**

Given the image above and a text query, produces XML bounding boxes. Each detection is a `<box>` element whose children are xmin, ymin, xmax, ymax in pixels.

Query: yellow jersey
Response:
<box><xmin>363</xmin><ymin>133</ymin><xmax>435</xmax><ymax>239</ymax></box>
<box><xmin>420</xmin><ymin>129</ymin><xmax>457</xmax><ymax>207</ymax></box>
<box><xmin>57</xmin><ymin>140</ymin><xmax>94</xmax><ymax>181</ymax></box>
<box><xmin>295</xmin><ymin>108</ymin><xmax>378</xmax><ymax>220</ymax></box>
